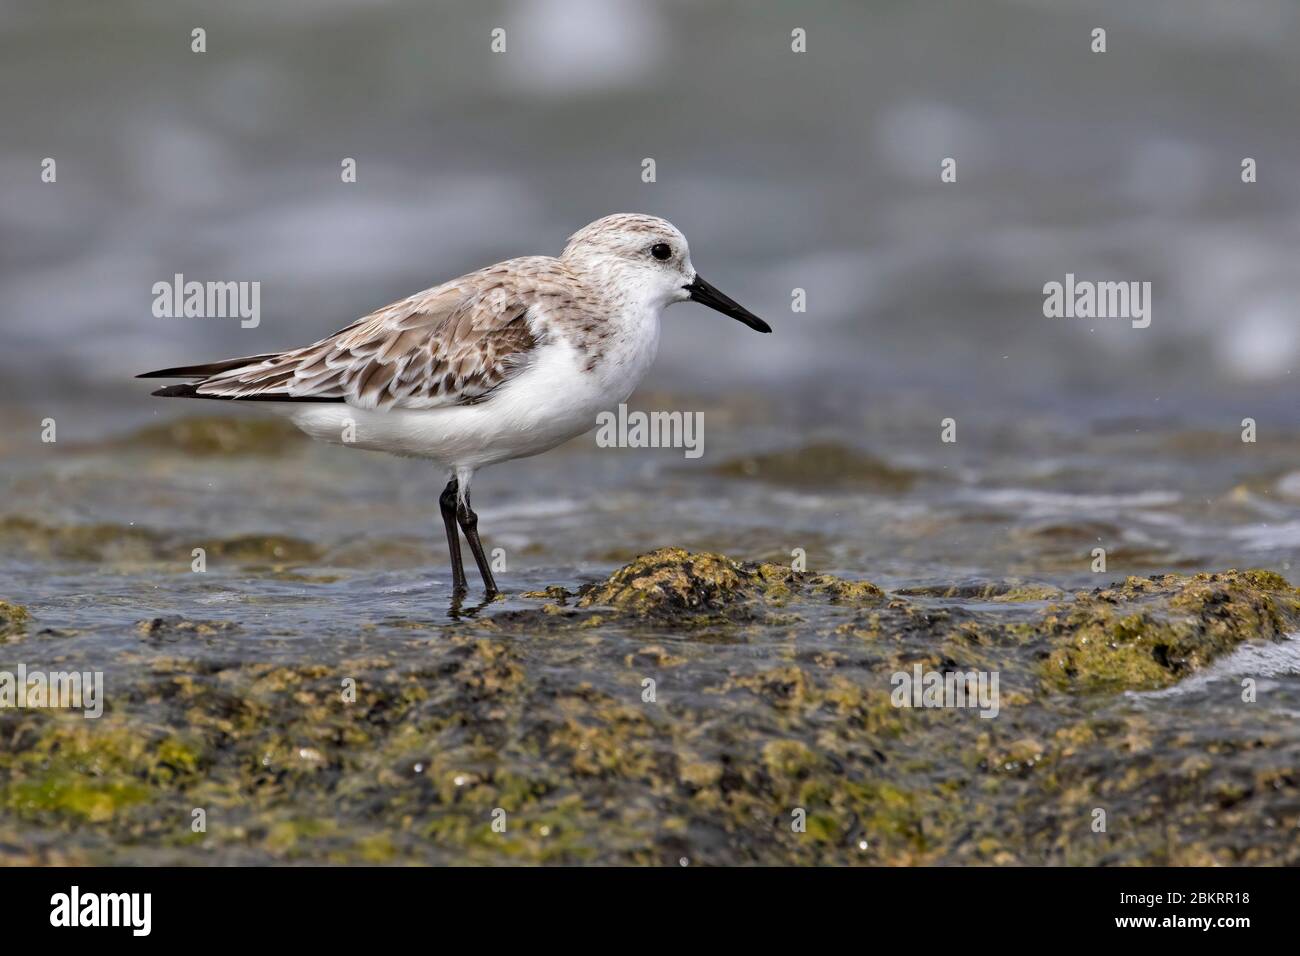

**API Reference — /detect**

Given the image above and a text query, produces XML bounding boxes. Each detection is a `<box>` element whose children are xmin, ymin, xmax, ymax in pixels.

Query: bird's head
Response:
<box><xmin>561</xmin><ymin>214</ymin><xmax>771</xmax><ymax>332</ymax></box>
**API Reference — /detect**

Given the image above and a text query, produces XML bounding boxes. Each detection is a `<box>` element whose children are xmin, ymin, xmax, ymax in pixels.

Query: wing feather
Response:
<box><xmin>192</xmin><ymin>260</ymin><xmax>564</xmax><ymax>409</ymax></box>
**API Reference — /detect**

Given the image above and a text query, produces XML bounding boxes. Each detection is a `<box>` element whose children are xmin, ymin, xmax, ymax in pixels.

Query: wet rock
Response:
<box><xmin>520</xmin><ymin>585</ymin><xmax>572</xmax><ymax>604</ymax></box>
<box><xmin>575</xmin><ymin>548</ymin><xmax>749</xmax><ymax>615</ymax></box>
<box><xmin>323</xmin><ymin>537</ymin><xmax>429</xmax><ymax>569</ymax></box>
<box><xmin>1013</xmin><ymin>520</ymin><xmax>1120</xmax><ymax>546</ymax></box>
<box><xmin>802</xmin><ymin>573</ymin><xmax>890</xmax><ymax>605</ymax></box>
<box><xmin>1035</xmin><ymin>570</ymin><xmax>1300</xmax><ymax>693</ymax></box>
<box><xmin>0</xmin><ymin>515</ymin><xmax>320</xmax><ymax>568</ymax></box>
<box><xmin>4</xmin><ymin>553</ymin><xmax>1297</xmax><ymax>866</ymax></box>
<box><xmin>708</xmin><ymin>441</ymin><xmax>921</xmax><ymax>491</ymax></box>
<box><xmin>0</xmin><ymin>600</ymin><xmax>30</xmax><ymax>638</ymax></box>
<box><xmin>571</xmin><ymin>547</ymin><xmax>886</xmax><ymax>619</ymax></box>
<box><xmin>0</xmin><ymin>717</ymin><xmax>202</xmax><ymax>823</ymax></box>
<box><xmin>0</xmin><ymin>515</ymin><xmax>167</xmax><ymax>563</ymax></box>
<box><xmin>897</xmin><ymin>582</ymin><xmax>1064</xmax><ymax>602</ymax></box>
<box><xmin>625</xmin><ymin>645</ymin><xmax>686</xmax><ymax>668</ymax></box>
<box><xmin>104</xmin><ymin>415</ymin><xmax>306</xmax><ymax>457</ymax></box>
<box><xmin>204</xmin><ymin>535</ymin><xmax>322</xmax><ymax>566</ymax></box>
<box><xmin>137</xmin><ymin>617</ymin><xmax>242</xmax><ymax>643</ymax></box>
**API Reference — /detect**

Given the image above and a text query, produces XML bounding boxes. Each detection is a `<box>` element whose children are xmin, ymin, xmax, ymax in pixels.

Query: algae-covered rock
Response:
<box><xmin>4</xmin><ymin>547</ymin><xmax>1297</xmax><ymax>867</ymax></box>
<box><xmin>137</xmin><ymin>617</ymin><xmax>241</xmax><ymax>643</ymax></box>
<box><xmin>108</xmin><ymin>415</ymin><xmax>306</xmax><ymax>456</ymax></box>
<box><xmin>897</xmin><ymin>582</ymin><xmax>1064</xmax><ymax>603</ymax></box>
<box><xmin>572</xmin><ymin>547</ymin><xmax>886</xmax><ymax>619</ymax></box>
<box><xmin>576</xmin><ymin>548</ymin><xmax>748</xmax><ymax>614</ymax></box>
<box><xmin>802</xmin><ymin>573</ymin><xmax>889</xmax><ymax>605</ymax></box>
<box><xmin>0</xmin><ymin>515</ymin><xmax>320</xmax><ymax>568</ymax></box>
<box><xmin>0</xmin><ymin>515</ymin><xmax>168</xmax><ymax>563</ymax></box>
<box><xmin>0</xmin><ymin>600</ymin><xmax>30</xmax><ymax>638</ymax></box>
<box><xmin>1036</xmin><ymin>570</ymin><xmax>1300</xmax><ymax>693</ymax></box>
<box><xmin>708</xmin><ymin>441</ymin><xmax>921</xmax><ymax>491</ymax></box>
<box><xmin>520</xmin><ymin>585</ymin><xmax>573</xmax><ymax>604</ymax></box>
<box><xmin>0</xmin><ymin>717</ymin><xmax>202</xmax><ymax>824</ymax></box>
<box><xmin>204</xmin><ymin>535</ymin><xmax>322</xmax><ymax>565</ymax></box>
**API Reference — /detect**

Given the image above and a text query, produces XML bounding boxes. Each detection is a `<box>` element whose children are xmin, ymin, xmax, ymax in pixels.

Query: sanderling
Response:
<box><xmin>139</xmin><ymin>213</ymin><xmax>771</xmax><ymax>596</ymax></box>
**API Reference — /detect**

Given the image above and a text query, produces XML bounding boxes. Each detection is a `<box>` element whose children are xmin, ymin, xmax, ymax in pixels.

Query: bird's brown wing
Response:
<box><xmin>188</xmin><ymin>267</ymin><xmax>547</xmax><ymax>410</ymax></box>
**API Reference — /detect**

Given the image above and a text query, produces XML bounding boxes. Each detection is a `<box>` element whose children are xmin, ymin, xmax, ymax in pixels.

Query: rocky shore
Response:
<box><xmin>3</xmin><ymin>547</ymin><xmax>1296</xmax><ymax>865</ymax></box>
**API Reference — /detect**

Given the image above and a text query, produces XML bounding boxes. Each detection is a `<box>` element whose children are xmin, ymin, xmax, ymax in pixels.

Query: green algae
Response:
<box><xmin>0</xmin><ymin>600</ymin><xmax>30</xmax><ymax>639</ymax></box>
<box><xmin>569</xmin><ymin>547</ymin><xmax>886</xmax><ymax>620</ymax></box>
<box><xmin>0</xmin><ymin>717</ymin><xmax>201</xmax><ymax>824</ymax></box>
<box><xmin>1035</xmin><ymin>570</ymin><xmax>1300</xmax><ymax>693</ymax></box>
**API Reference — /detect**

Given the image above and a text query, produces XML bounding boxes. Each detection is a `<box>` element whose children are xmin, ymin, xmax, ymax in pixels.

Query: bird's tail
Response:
<box><xmin>147</xmin><ymin>382</ymin><xmax>203</xmax><ymax>399</ymax></box>
<box><xmin>137</xmin><ymin>351</ymin><xmax>347</xmax><ymax>402</ymax></box>
<box><xmin>136</xmin><ymin>353</ymin><xmax>280</xmax><ymax>381</ymax></box>
<box><xmin>138</xmin><ymin>353</ymin><xmax>283</xmax><ymax>400</ymax></box>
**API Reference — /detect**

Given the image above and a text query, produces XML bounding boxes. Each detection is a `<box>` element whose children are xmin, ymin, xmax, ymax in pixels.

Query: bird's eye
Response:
<box><xmin>650</xmin><ymin>243</ymin><xmax>672</xmax><ymax>261</ymax></box>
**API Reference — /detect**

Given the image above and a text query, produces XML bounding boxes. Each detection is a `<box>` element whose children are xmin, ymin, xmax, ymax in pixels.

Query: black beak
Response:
<box><xmin>685</xmin><ymin>275</ymin><xmax>772</xmax><ymax>333</ymax></box>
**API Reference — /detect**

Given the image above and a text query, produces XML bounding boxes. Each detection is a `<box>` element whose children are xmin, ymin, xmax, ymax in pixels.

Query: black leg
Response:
<box><xmin>456</xmin><ymin>490</ymin><xmax>498</xmax><ymax>595</ymax></box>
<box><xmin>439</xmin><ymin>478</ymin><xmax>467</xmax><ymax>593</ymax></box>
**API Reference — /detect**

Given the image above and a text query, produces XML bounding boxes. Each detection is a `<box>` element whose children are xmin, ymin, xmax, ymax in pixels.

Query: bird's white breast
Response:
<box><xmin>283</xmin><ymin>299</ymin><xmax>662</xmax><ymax>469</ymax></box>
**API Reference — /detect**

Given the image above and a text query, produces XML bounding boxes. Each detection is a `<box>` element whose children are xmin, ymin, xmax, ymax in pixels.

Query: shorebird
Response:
<box><xmin>139</xmin><ymin>214</ymin><xmax>771</xmax><ymax>597</ymax></box>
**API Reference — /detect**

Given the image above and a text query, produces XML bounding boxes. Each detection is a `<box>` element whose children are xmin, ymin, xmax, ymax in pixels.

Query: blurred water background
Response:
<box><xmin>2</xmin><ymin>0</ymin><xmax>1297</xmax><ymax>585</ymax></box>
<box><xmin>3</xmin><ymin>0</ymin><xmax>1297</xmax><ymax>583</ymax></box>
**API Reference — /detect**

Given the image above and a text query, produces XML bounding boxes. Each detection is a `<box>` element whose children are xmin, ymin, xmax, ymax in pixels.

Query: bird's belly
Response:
<box><xmin>282</xmin><ymin>338</ymin><xmax>637</xmax><ymax>468</ymax></box>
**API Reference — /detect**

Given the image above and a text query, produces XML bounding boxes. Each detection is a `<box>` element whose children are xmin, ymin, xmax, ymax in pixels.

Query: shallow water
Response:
<box><xmin>2</xmin><ymin>401</ymin><xmax>1298</xmax><ymax>864</ymax></box>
